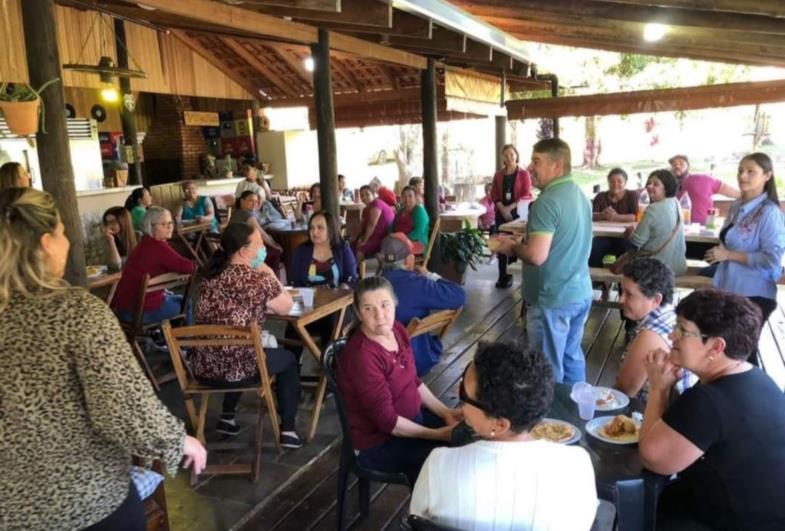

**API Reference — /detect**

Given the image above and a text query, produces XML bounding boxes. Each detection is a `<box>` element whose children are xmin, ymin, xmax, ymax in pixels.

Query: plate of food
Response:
<box><xmin>586</xmin><ymin>415</ymin><xmax>641</xmax><ymax>445</ymax></box>
<box><xmin>531</xmin><ymin>418</ymin><xmax>581</xmax><ymax>445</ymax></box>
<box><xmin>86</xmin><ymin>265</ymin><xmax>107</xmax><ymax>278</ymax></box>
<box><xmin>594</xmin><ymin>386</ymin><xmax>630</xmax><ymax>411</ymax></box>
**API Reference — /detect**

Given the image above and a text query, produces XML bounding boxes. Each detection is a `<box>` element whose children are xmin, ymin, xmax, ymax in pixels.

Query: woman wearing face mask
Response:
<box><xmin>0</xmin><ymin>188</ymin><xmax>206</xmax><ymax>530</ymax></box>
<box><xmin>192</xmin><ymin>223</ymin><xmax>302</xmax><ymax>448</ymax></box>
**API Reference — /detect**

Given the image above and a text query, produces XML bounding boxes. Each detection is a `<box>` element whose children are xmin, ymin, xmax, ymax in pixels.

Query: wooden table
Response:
<box><xmin>549</xmin><ymin>384</ymin><xmax>666</xmax><ymax>531</ymax></box>
<box><xmin>87</xmin><ymin>270</ymin><xmax>122</xmax><ymax>304</ymax></box>
<box><xmin>268</xmin><ymin>288</ymin><xmax>353</xmax><ymax>441</ymax></box>
<box><xmin>440</xmin><ymin>205</ymin><xmax>484</xmax><ymax>232</ymax></box>
<box><xmin>173</xmin><ymin>220</ymin><xmax>214</xmax><ymax>266</ymax></box>
<box><xmin>499</xmin><ymin>219</ymin><xmax>721</xmax><ymax>244</ymax></box>
<box><xmin>266</xmin><ymin>221</ymin><xmax>310</xmax><ymax>281</ymax></box>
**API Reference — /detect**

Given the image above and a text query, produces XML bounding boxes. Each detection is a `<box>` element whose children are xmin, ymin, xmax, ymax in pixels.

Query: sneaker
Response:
<box><xmin>280</xmin><ymin>432</ymin><xmax>303</xmax><ymax>449</ymax></box>
<box><xmin>216</xmin><ymin>420</ymin><xmax>240</xmax><ymax>436</ymax></box>
<box><xmin>495</xmin><ymin>274</ymin><xmax>513</xmax><ymax>288</ymax></box>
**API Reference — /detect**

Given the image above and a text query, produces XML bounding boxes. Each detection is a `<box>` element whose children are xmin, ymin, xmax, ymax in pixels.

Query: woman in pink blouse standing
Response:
<box><xmin>337</xmin><ymin>277</ymin><xmax>462</xmax><ymax>484</ymax></box>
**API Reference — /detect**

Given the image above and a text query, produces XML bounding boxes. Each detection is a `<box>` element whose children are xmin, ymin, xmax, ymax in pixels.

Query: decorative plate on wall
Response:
<box><xmin>90</xmin><ymin>104</ymin><xmax>106</xmax><ymax>122</ymax></box>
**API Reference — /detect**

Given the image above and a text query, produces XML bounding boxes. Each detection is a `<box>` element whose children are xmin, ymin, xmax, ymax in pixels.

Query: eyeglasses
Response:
<box><xmin>153</xmin><ymin>221</ymin><xmax>174</xmax><ymax>227</ymax></box>
<box><xmin>459</xmin><ymin>365</ymin><xmax>492</xmax><ymax>413</ymax></box>
<box><xmin>673</xmin><ymin>323</ymin><xmax>709</xmax><ymax>341</ymax></box>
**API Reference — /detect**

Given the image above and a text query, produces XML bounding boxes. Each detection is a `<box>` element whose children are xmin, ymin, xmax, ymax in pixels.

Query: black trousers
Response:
<box><xmin>84</xmin><ymin>482</ymin><xmax>145</xmax><ymax>531</ymax></box>
<box><xmin>493</xmin><ymin>209</ymin><xmax>518</xmax><ymax>279</ymax></box>
<box><xmin>748</xmin><ymin>296</ymin><xmax>778</xmax><ymax>367</ymax></box>
<box><xmin>198</xmin><ymin>347</ymin><xmax>300</xmax><ymax>431</ymax></box>
<box><xmin>588</xmin><ymin>236</ymin><xmax>630</xmax><ymax>267</ymax></box>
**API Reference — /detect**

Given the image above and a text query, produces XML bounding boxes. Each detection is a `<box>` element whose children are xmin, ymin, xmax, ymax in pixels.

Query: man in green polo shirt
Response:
<box><xmin>496</xmin><ymin>138</ymin><xmax>592</xmax><ymax>383</ymax></box>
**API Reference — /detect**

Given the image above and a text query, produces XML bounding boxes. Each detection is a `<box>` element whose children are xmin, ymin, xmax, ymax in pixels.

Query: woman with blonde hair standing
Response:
<box><xmin>0</xmin><ymin>188</ymin><xmax>205</xmax><ymax>531</ymax></box>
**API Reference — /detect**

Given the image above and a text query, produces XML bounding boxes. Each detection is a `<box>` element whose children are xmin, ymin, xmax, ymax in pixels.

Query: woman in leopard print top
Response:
<box><xmin>0</xmin><ymin>188</ymin><xmax>206</xmax><ymax>531</ymax></box>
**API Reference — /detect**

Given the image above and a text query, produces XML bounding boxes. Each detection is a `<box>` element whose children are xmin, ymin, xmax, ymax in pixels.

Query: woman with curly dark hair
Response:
<box><xmin>410</xmin><ymin>342</ymin><xmax>597</xmax><ymax>530</ymax></box>
<box><xmin>640</xmin><ymin>290</ymin><xmax>785</xmax><ymax>530</ymax></box>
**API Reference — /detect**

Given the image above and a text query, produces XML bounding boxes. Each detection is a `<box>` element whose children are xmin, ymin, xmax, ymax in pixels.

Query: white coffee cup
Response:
<box><xmin>300</xmin><ymin>287</ymin><xmax>315</xmax><ymax>307</ymax></box>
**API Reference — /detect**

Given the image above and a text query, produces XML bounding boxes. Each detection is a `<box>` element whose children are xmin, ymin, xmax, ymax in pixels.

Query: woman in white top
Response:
<box><xmin>410</xmin><ymin>341</ymin><xmax>597</xmax><ymax>531</ymax></box>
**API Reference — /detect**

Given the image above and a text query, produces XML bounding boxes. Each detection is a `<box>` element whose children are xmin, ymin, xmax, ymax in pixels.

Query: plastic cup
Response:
<box><xmin>570</xmin><ymin>382</ymin><xmax>597</xmax><ymax>420</ymax></box>
<box><xmin>300</xmin><ymin>288</ymin><xmax>315</xmax><ymax>307</ymax></box>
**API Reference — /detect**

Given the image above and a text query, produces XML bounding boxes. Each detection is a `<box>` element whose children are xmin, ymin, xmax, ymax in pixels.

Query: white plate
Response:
<box><xmin>586</xmin><ymin>416</ymin><xmax>641</xmax><ymax>445</ymax></box>
<box><xmin>531</xmin><ymin>418</ymin><xmax>582</xmax><ymax>445</ymax></box>
<box><xmin>594</xmin><ymin>386</ymin><xmax>630</xmax><ymax>411</ymax></box>
<box><xmin>86</xmin><ymin>265</ymin><xmax>108</xmax><ymax>278</ymax></box>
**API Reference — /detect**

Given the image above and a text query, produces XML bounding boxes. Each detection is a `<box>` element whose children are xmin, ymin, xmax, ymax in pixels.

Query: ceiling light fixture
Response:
<box><xmin>643</xmin><ymin>23</ymin><xmax>668</xmax><ymax>42</ymax></box>
<box><xmin>100</xmin><ymin>86</ymin><xmax>120</xmax><ymax>102</ymax></box>
<box><xmin>304</xmin><ymin>57</ymin><xmax>315</xmax><ymax>72</ymax></box>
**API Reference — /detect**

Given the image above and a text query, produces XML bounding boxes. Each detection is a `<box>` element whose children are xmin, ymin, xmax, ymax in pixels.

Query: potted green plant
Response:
<box><xmin>0</xmin><ymin>79</ymin><xmax>60</xmax><ymax>136</ymax></box>
<box><xmin>431</xmin><ymin>220</ymin><xmax>486</xmax><ymax>284</ymax></box>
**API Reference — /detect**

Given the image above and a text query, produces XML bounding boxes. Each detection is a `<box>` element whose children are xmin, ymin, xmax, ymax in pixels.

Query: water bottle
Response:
<box><xmin>636</xmin><ymin>190</ymin><xmax>649</xmax><ymax>222</ymax></box>
<box><xmin>286</xmin><ymin>210</ymin><xmax>296</xmax><ymax>229</ymax></box>
<box><xmin>680</xmin><ymin>193</ymin><xmax>692</xmax><ymax>225</ymax></box>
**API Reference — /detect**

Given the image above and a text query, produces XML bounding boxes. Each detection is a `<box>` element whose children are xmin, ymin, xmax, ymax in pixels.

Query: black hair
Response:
<box><xmin>401</xmin><ymin>185</ymin><xmax>418</xmax><ymax>198</ymax></box>
<box><xmin>307</xmin><ymin>210</ymin><xmax>343</xmax><ymax>248</ymax></box>
<box><xmin>310</xmin><ymin>182</ymin><xmax>321</xmax><ymax>197</ymax></box>
<box><xmin>124</xmin><ymin>187</ymin><xmax>148</xmax><ymax>211</ymax></box>
<box><xmin>472</xmin><ymin>341</ymin><xmax>554</xmax><ymax>433</ymax></box>
<box><xmin>348</xmin><ymin>276</ymin><xmax>397</xmax><ymax>336</ymax></box>
<box><xmin>607</xmin><ymin>167</ymin><xmax>628</xmax><ymax>182</ymax></box>
<box><xmin>648</xmin><ymin>169</ymin><xmax>678</xmax><ymax>198</ymax></box>
<box><xmin>621</xmin><ymin>257</ymin><xmax>674</xmax><ymax>305</ymax></box>
<box><xmin>675</xmin><ymin>290</ymin><xmax>762</xmax><ymax>361</ymax></box>
<box><xmin>234</xmin><ymin>189</ymin><xmax>260</xmax><ymax>210</ymax></box>
<box><xmin>201</xmin><ymin>222</ymin><xmax>255</xmax><ymax>280</ymax></box>
<box><xmin>740</xmin><ymin>152</ymin><xmax>779</xmax><ymax>204</ymax></box>
<box><xmin>359</xmin><ymin>184</ymin><xmax>372</xmax><ymax>195</ymax></box>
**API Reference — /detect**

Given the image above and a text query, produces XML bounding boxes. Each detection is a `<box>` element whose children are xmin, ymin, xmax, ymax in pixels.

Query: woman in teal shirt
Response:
<box><xmin>124</xmin><ymin>187</ymin><xmax>152</xmax><ymax>232</ymax></box>
<box><xmin>175</xmin><ymin>180</ymin><xmax>218</xmax><ymax>232</ymax></box>
<box><xmin>392</xmin><ymin>185</ymin><xmax>429</xmax><ymax>253</ymax></box>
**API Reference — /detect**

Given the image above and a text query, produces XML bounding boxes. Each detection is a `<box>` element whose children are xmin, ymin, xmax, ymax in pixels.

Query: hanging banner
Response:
<box><xmin>183</xmin><ymin>111</ymin><xmax>220</xmax><ymax>127</ymax></box>
<box><xmin>444</xmin><ymin>68</ymin><xmax>508</xmax><ymax>117</ymax></box>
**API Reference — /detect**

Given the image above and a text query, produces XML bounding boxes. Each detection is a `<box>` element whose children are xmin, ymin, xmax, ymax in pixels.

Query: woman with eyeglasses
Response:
<box><xmin>410</xmin><ymin>341</ymin><xmax>597</xmax><ymax>530</ymax></box>
<box><xmin>639</xmin><ymin>290</ymin><xmax>785</xmax><ymax>531</ymax></box>
<box><xmin>337</xmin><ymin>277</ymin><xmax>462</xmax><ymax>485</ymax></box>
<box><xmin>112</xmin><ymin>206</ymin><xmax>195</xmax><ymax>325</ymax></box>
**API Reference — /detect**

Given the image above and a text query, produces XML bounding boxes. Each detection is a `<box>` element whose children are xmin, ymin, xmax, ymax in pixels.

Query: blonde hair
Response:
<box><xmin>0</xmin><ymin>188</ymin><xmax>70</xmax><ymax>312</ymax></box>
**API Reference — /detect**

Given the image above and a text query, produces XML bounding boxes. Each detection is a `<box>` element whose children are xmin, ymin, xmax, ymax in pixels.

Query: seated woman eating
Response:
<box><xmin>230</xmin><ymin>190</ymin><xmax>283</xmax><ymax>272</ymax></box>
<box><xmin>589</xmin><ymin>167</ymin><xmax>639</xmax><ymax>266</ymax></box>
<box><xmin>112</xmin><ymin>206</ymin><xmax>195</xmax><ymax>324</ymax></box>
<box><xmin>391</xmin><ymin>185</ymin><xmax>429</xmax><ymax>254</ymax></box>
<box><xmin>410</xmin><ymin>341</ymin><xmax>597</xmax><ymax>530</ymax></box>
<box><xmin>191</xmin><ymin>223</ymin><xmax>302</xmax><ymax>448</ymax></box>
<box><xmin>338</xmin><ymin>277</ymin><xmax>462</xmax><ymax>484</ymax></box>
<box><xmin>354</xmin><ymin>184</ymin><xmax>395</xmax><ymax>262</ymax></box>
<box><xmin>639</xmin><ymin>290</ymin><xmax>785</xmax><ymax>531</ymax></box>
<box><xmin>101</xmin><ymin>206</ymin><xmax>137</xmax><ymax>272</ymax></box>
<box><xmin>175</xmin><ymin>180</ymin><xmax>217</xmax><ymax>232</ymax></box>
<box><xmin>614</xmin><ymin>257</ymin><xmax>676</xmax><ymax>400</ymax></box>
<box><xmin>623</xmin><ymin>169</ymin><xmax>686</xmax><ymax>276</ymax></box>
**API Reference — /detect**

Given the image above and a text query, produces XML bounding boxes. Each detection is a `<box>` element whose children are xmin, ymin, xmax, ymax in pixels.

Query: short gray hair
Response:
<box><xmin>379</xmin><ymin>257</ymin><xmax>407</xmax><ymax>272</ymax></box>
<box><xmin>140</xmin><ymin>206</ymin><xmax>170</xmax><ymax>236</ymax></box>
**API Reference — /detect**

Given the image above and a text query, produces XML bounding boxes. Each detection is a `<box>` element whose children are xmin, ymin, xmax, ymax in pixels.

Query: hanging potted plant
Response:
<box><xmin>0</xmin><ymin>79</ymin><xmax>60</xmax><ymax>136</ymax></box>
<box><xmin>431</xmin><ymin>220</ymin><xmax>486</xmax><ymax>284</ymax></box>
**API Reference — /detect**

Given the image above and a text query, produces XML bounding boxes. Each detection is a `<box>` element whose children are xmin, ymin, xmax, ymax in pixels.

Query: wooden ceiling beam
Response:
<box><xmin>386</xmin><ymin>26</ymin><xmax>467</xmax><ymax>54</ymax></box>
<box><xmin>171</xmin><ymin>30</ymin><xmax>261</xmax><ymax>97</ymax></box>
<box><xmin>593</xmin><ymin>0</ymin><xmax>785</xmax><ymax>18</ymax></box>
<box><xmin>453</xmin><ymin>0</ymin><xmax>785</xmax><ymax>35</ymax></box>
<box><xmin>330</xmin><ymin>58</ymin><xmax>365</xmax><ymax>93</ymax></box>
<box><xmin>247</xmin><ymin>0</ymin><xmax>392</xmax><ymax>28</ymax></box>
<box><xmin>306</xmin><ymin>10</ymin><xmax>432</xmax><ymax>38</ymax></box>
<box><xmin>266</xmin><ymin>86</ymin><xmax>421</xmax><ymax>107</ymax></box>
<box><xmin>264</xmin><ymin>43</ymin><xmax>314</xmax><ymax>87</ymax></box>
<box><xmin>224</xmin><ymin>0</ymin><xmax>340</xmax><ymax>12</ymax></box>
<box><xmin>128</xmin><ymin>0</ymin><xmax>427</xmax><ymax>69</ymax></box>
<box><xmin>221</xmin><ymin>38</ymin><xmax>299</xmax><ymax>97</ymax></box>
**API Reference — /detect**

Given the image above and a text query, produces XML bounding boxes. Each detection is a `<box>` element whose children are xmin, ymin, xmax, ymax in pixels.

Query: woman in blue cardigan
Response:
<box><xmin>288</xmin><ymin>211</ymin><xmax>357</xmax><ymax>358</ymax></box>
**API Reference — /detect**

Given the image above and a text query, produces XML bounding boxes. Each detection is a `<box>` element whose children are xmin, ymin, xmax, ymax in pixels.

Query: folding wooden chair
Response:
<box><xmin>117</xmin><ymin>272</ymin><xmax>193</xmax><ymax>391</ymax></box>
<box><xmin>161</xmin><ymin>321</ymin><xmax>282</xmax><ymax>484</ymax></box>
<box><xmin>405</xmin><ymin>307</ymin><xmax>463</xmax><ymax>341</ymax></box>
<box><xmin>415</xmin><ymin>217</ymin><xmax>441</xmax><ymax>268</ymax></box>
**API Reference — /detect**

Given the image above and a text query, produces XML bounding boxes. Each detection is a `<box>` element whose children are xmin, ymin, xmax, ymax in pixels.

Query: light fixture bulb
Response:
<box><xmin>304</xmin><ymin>57</ymin><xmax>315</xmax><ymax>72</ymax></box>
<box><xmin>101</xmin><ymin>87</ymin><xmax>119</xmax><ymax>102</ymax></box>
<box><xmin>643</xmin><ymin>23</ymin><xmax>668</xmax><ymax>42</ymax></box>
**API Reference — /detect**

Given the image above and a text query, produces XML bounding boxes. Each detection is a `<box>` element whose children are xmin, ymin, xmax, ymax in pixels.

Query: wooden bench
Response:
<box><xmin>590</xmin><ymin>267</ymin><xmax>712</xmax><ymax>308</ymax></box>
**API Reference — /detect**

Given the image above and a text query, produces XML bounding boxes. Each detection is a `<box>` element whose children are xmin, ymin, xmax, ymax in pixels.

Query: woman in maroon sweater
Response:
<box><xmin>337</xmin><ymin>277</ymin><xmax>462</xmax><ymax>484</ymax></box>
<box><xmin>112</xmin><ymin>206</ymin><xmax>195</xmax><ymax>324</ymax></box>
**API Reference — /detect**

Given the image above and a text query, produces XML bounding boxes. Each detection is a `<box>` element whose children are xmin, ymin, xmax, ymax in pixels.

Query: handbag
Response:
<box><xmin>609</xmin><ymin>200</ymin><xmax>681</xmax><ymax>274</ymax></box>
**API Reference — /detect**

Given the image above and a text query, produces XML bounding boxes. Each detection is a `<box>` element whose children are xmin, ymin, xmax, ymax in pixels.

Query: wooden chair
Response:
<box><xmin>117</xmin><ymin>272</ymin><xmax>193</xmax><ymax>391</ymax></box>
<box><xmin>133</xmin><ymin>458</ymin><xmax>171</xmax><ymax>531</ymax></box>
<box><xmin>405</xmin><ymin>307</ymin><xmax>462</xmax><ymax>341</ymax></box>
<box><xmin>217</xmin><ymin>206</ymin><xmax>232</xmax><ymax>231</ymax></box>
<box><xmin>415</xmin><ymin>217</ymin><xmax>441</xmax><ymax>268</ymax></box>
<box><xmin>161</xmin><ymin>321</ymin><xmax>282</xmax><ymax>484</ymax></box>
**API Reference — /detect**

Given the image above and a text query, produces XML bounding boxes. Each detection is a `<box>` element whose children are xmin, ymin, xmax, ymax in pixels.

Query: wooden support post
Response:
<box><xmin>495</xmin><ymin>69</ymin><xmax>507</xmax><ymax>166</ymax></box>
<box><xmin>421</xmin><ymin>58</ymin><xmax>439</xmax><ymax>227</ymax></box>
<box><xmin>251</xmin><ymin>99</ymin><xmax>262</xmax><ymax>158</ymax></box>
<box><xmin>114</xmin><ymin>18</ymin><xmax>143</xmax><ymax>186</ymax></box>
<box><xmin>21</xmin><ymin>0</ymin><xmax>86</xmax><ymax>287</ymax></box>
<box><xmin>311</xmin><ymin>29</ymin><xmax>338</xmax><ymax>216</ymax></box>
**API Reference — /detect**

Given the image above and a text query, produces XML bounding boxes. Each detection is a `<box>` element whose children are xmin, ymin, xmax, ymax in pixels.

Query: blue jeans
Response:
<box><xmin>117</xmin><ymin>293</ymin><xmax>193</xmax><ymax>326</ymax></box>
<box><xmin>526</xmin><ymin>298</ymin><xmax>592</xmax><ymax>384</ymax></box>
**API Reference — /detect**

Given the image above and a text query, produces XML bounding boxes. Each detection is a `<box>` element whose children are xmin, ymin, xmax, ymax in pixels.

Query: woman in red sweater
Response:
<box><xmin>112</xmin><ymin>206</ymin><xmax>195</xmax><ymax>324</ymax></box>
<box><xmin>337</xmin><ymin>277</ymin><xmax>462</xmax><ymax>484</ymax></box>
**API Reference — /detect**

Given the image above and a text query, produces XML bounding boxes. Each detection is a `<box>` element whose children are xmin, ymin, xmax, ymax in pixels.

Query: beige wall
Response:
<box><xmin>259</xmin><ymin>130</ymin><xmax>318</xmax><ymax>189</ymax></box>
